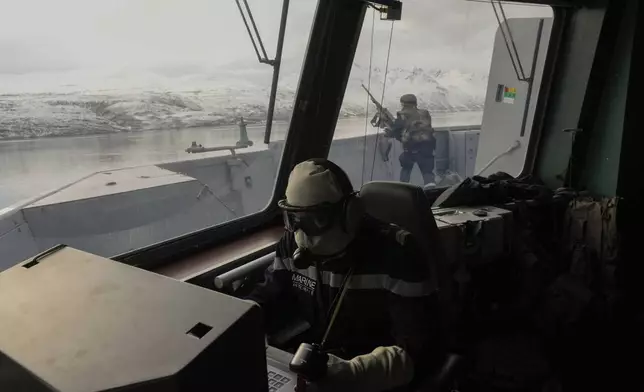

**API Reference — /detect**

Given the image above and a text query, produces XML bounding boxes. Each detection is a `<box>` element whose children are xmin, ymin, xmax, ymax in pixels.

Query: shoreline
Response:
<box><xmin>0</xmin><ymin>108</ymin><xmax>484</xmax><ymax>142</ymax></box>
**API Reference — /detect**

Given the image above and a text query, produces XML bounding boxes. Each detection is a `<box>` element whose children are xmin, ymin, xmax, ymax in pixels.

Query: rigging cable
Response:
<box><xmin>475</xmin><ymin>140</ymin><xmax>521</xmax><ymax>176</ymax></box>
<box><xmin>369</xmin><ymin>20</ymin><xmax>395</xmax><ymax>182</ymax></box>
<box><xmin>176</xmin><ymin>169</ymin><xmax>239</xmax><ymax>217</ymax></box>
<box><xmin>467</xmin><ymin>0</ymin><xmax>551</xmax><ymax>8</ymax></box>
<box><xmin>490</xmin><ymin>1</ymin><xmax>527</xmax><ymax>82</ymax></box>
<box><xmin>498</xmin><ymin>2</ymin><xmax>526</xmax><ymax>80</ymax></box>
<box><xmin>361</xmin><ymin>9</ymin><xmax>376</xmax><ymax>186</ymax></box>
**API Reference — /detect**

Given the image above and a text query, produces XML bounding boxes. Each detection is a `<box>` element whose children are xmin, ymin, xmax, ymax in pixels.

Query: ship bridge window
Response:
<box><xmin>330</xmin><ymin>0</ymin><xmax>554</xmax><ymax>190</ymax></box>
<box><xmin>0</xmin><ymin>0</ymin><xmax>317</xmax><ymax>270</ymax></box>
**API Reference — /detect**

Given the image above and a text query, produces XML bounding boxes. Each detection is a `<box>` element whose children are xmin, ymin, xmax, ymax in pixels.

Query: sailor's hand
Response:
<box><xmin>306</xmin><ymin>347</ymin><xmax>414</xmax><ymax>392</ymax></box>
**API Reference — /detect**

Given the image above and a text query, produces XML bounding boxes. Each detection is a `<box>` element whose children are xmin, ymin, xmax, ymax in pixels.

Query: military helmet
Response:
<box><xmin>400</xmin><ymin>94</ymin><xmax>417</xmax><ymax>105</ymax></box>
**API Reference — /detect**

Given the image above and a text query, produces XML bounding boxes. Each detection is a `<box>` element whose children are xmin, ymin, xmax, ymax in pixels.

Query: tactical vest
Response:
<box><xmin>398</xmin><ymin>108</ymin><xmax>434</xmax><ymax>146</ymax></box>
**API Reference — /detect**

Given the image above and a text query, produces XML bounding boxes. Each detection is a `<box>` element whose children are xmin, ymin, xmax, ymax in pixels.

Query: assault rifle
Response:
<box><xmin>361</xmin><ymin>84</ymin><xmax>395</xmax><ymax>161</ymax></box>
<box><xmin>361</xmin><ymin>84</ymin><xmax>396</xmax><ymax>130</ymax></box>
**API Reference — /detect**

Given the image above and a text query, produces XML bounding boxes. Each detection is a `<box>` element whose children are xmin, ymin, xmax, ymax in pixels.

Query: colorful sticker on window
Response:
<box><xmin>503</xmin><ymin>87</ymin><xmax>517</xmax><ymax>104</ymax></box>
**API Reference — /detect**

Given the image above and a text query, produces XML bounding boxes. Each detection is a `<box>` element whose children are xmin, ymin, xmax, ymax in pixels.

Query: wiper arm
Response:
<box><xmin>235</xmin><ymin>0</ymin><xmax>290</xmax><ymax>144</ymax></box>
<box><xmin>235</xmin><ymin>0</ymin><xmax>271</xmax><ymax>64</ymax></box>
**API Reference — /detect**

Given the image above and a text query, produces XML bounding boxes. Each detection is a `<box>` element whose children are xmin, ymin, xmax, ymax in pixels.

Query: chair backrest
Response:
<box><xmin>359</xmin><ymin>181</ymin><xmax>448</xmax><ymax>297</ymax></box>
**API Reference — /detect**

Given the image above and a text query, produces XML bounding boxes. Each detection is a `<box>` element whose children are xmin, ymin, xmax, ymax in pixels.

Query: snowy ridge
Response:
<box><xmin>0</xmin><ymin>66</ymin><xmax>487</xmax><ymax>139</ymax></box>
<box><xmin>344</xmin><ymin>65</ymin><xmax>487</xmax><ymax>114</ymax></box>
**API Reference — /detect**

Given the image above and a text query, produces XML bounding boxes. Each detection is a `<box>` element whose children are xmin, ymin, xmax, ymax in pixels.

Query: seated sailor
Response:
<box><xmin>249</xmin><ymin>158</ymin><xmax>435</xmax><ymax>392</ymax></box>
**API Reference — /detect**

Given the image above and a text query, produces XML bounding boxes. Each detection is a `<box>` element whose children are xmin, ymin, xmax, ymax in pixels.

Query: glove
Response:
<box><xmin>307</xmin><ymin>346</ymin><xmax>414</xmax><ymax>392</ymax></box>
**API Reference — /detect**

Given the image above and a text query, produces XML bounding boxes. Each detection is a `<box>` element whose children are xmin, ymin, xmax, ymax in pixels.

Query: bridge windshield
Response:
<box><xmin>0</xmin><ymin>0</ymin><xmax>316</xmax><ymax>268</ymax></box>
<box><xmin>330</xmin><ymin>0</ymin><xmax>553</xmax><ymax>189</ymax></box>
<box><xmin>0</xmin><ymin>0</ymin><xmax>554</xmax><ymax>270</ymax></box>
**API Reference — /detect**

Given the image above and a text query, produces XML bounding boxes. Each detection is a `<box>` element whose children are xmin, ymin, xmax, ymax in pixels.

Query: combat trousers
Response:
<box><xmin>399</xmin><ymin>149</ymin><xmax>435</xmax><ymax>185</ymax></box>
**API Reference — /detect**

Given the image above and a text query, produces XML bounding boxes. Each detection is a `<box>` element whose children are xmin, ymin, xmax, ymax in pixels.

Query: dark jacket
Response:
<box><xmin>248</xmin><ymin>216</ymin><xmax>435</xmax><ymax>380</ymax></box>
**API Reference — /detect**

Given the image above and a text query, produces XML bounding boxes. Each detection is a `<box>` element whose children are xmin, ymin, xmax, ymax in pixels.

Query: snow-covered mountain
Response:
<box><xmin>0</xmin><ymin>65</ymin><xmax>487</xmax><ymax>139</ymax></box>
<box><xmin>343</xmin><ymin>65</ymin><xmax>487</xmax><ymax>115</ymax></box>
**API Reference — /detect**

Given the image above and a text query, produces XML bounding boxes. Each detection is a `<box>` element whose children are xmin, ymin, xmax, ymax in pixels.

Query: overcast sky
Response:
<box><xmin>0</xmin><ymin>0</ymin><xmax>551</xmax><ymax>75</ymax></box>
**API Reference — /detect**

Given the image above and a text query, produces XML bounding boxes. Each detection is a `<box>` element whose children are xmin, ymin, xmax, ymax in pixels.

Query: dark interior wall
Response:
<box><xmin>612</xmin><ymin>3</ymin><xmax>644</xmax><ymax>386</ymax></box>
<box><xmin>579</xmin><ymin>0</ymin><xmax>638</xmax><ymax>196</ymax></box>
<box><xmin>617</xmin><ymin>0</ymin><xmax>644</xmax><ymax>301</ymax></box>
<box><xmin>535</xmin><ymin>0</ymin><xmax>644</xmax><ymax>299</ymax></box>
<box><xmin>535</xmin><ymin>2</ymin><xmax>643</xmax><ymax>382</ymax></box>
<box><xmin>535</xmin><ymin>4</ymin><xmax>608</xmax><ymax>187</ymax></box>
<box><xmin>535</xmin><ymin>0</ymin><xmax>641</xmax><ymax>195</ymax></box>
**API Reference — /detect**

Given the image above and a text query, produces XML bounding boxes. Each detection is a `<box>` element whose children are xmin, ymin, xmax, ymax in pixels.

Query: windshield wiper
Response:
<box><xmin>235</xmin><ymin>0</ymin><xmax>290</xmax><ymax>144</ymax></box>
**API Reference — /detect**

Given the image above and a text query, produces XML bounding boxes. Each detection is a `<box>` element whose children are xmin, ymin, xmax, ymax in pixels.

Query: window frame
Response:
<box><xmin>519</xmin><ymin>5</ymin><xmax>568</xmax><ymax>178</ymax></box>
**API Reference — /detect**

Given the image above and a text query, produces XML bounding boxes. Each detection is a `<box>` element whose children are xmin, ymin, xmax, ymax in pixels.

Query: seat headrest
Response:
<box><xmin>360</xmin><ymin>182</ymin><xmax>445</xmax><ymax>298</ymax></box>
<box><xmin>359</xmin><ymin>181</ymin><xmax>433</xmax><ymax>234</ymax></box>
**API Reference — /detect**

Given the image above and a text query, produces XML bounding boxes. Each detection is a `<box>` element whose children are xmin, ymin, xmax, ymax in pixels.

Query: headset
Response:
<box><xmin>281</xmin><ymin>158</ymin><xmax>365</xmax><ymax>269</ymax></box>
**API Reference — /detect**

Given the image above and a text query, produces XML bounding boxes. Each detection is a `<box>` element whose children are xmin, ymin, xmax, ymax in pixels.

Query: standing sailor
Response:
<box><xmin>384</xmin><ymin>94</ymin><xmax>436</xmax><ymax>185</ymax></box>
